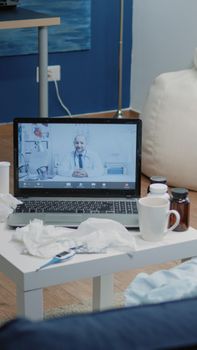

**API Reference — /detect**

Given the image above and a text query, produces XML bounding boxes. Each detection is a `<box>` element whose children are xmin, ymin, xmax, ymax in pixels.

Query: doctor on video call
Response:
<box><xmin>57</xmin><ymin>134</ymin><xmax>104</xmax><ymax>178</ymax></box>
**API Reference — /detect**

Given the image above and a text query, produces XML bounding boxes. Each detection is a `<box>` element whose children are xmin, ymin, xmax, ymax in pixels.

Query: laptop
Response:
<box><xmin>7</xmin><ymin>117</ymin><xmax>142</xmax><ymax>228</ymax></box>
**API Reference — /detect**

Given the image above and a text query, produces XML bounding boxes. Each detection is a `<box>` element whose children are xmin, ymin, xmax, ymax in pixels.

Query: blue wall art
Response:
<box><xmin>0</xmin><ymin>0</ymin><xmax>91</xmax><ymax>56</ymax></box>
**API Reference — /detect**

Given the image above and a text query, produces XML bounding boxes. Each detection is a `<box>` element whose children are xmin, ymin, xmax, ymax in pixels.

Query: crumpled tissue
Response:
<box><xmin>0</xmin><ymin>193</ymin><xmax>22</xmax><ymax>222</ymax></box>
<box><xmin>12</xmin><ymin>218</ymin><xmax>136</xmax><ymax>258</ymax></box>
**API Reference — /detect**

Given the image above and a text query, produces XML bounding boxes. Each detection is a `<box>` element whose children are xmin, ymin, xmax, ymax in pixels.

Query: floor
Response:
<box><xmin>0</xmin><ymin>122</ymin><xmax>197</xmax><ymax>320</ymax></box>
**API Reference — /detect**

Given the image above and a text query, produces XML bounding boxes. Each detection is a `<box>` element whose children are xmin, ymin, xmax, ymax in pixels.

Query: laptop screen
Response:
<box><xmin>14</xmin><ymin>118</ymin><xmax>141</xmax><ymax>197</ymax></box>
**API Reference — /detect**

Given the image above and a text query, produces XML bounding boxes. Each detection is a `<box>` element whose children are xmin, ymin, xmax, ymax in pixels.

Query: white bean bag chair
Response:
<box><xmin>141</xmin><ymin>51</ymin><xmax>197</xmax><ymax>191</ymax></box>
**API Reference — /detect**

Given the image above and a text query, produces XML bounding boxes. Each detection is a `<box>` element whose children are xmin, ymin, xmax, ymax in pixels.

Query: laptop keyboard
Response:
<box><xmin>15</xmin><ymin>200</ymin><xmax>138</xmax><ymax>214</ymax></box>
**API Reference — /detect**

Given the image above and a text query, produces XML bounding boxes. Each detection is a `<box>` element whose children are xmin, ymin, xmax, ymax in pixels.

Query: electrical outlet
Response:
<box><xmin>36</xmin><ymin>65</ymin><xmax>61</xmax><ymax>82</ymax></box>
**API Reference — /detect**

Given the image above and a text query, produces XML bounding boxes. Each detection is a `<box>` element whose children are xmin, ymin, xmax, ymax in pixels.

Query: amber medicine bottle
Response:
<box><xmin>169</xmin><ymin>188</ymin><xmax>190</xmax><ymax>231</ymax></box>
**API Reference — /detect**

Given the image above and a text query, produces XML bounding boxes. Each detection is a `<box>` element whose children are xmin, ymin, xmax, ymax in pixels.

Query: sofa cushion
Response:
<box><xmin>1</xmin><ymin>298</ymin><xmax>197</xmax><ymax>349</ymax></box>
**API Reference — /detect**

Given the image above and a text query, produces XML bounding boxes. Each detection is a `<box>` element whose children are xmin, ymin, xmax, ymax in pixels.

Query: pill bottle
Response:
<box><xmin>147</xmin><ymin>176</ymin><xmax>167</xmax><ymax>193</ymax></box>
<box><xmin>169</xmin><ymin>188</ymin><xmax>190</xmax><ymax>232</ymax></box>
<box><xmin>148</xmin><ymin>183</ymin><xmax>170</xmax><ymax>200</ymax></box>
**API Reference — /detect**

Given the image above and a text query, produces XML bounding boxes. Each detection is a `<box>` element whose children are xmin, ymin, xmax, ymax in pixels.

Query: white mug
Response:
<box><xmin>0</xmin><ymin>161</ymin><xmax>10</xmax><ymax>194</ymax></box>
<box><xmin>138</xmin><ymin>197</ymin><xmax>180</xmax><ymax>242</ymax></box>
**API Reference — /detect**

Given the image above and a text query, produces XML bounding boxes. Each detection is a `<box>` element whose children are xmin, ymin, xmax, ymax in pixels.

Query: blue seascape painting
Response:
<box><xmin>0</xmin><ymin>0</ymin><xmax>91</xmax><ymax>56</ymax></box>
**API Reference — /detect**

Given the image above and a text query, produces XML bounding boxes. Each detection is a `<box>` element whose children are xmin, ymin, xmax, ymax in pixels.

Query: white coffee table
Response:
<box><xmin>1</xmin><ymin>223</ymin><xmax>197</xmax><ymax>320</ymax></box>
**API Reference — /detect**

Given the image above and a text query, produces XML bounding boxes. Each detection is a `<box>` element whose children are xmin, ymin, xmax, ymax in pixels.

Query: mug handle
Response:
<box><xmin>167</xmin><ymin>210</ymin><xmax>180</xmax><ymax>232</ymax></box>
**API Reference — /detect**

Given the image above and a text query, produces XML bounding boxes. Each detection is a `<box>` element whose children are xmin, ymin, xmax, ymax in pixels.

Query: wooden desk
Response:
<box><xmin>0</xmin><ymin>7</ymin><xmax>60</xmax><ymax>117</ymax></box>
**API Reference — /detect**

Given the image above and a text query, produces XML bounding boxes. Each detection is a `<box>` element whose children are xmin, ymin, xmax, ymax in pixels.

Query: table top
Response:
<box><xmin>1</xmin><ymin>223</ymin><xmax>197</xmax><ymax>292</ymax></box>
<box><xmin>0</xmin><ymin>7</ymin><xmax>60</xmax><ymax>29</ymax></box>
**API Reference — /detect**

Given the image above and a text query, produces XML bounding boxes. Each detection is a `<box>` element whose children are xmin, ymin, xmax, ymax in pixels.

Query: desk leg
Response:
<box><xmin>16</xmin><ymin>287</ymin><xmax>43</xmax><ymax>320</ymax></box>
<box><xmin>92</xmin><ymin>274</ymin><xmax>113</xmax><ymax>311</ymax></box>
<box><xmin>38</xmin><ymin>26</ymin><xmax>48</xmax><ymax>118</ymax></box>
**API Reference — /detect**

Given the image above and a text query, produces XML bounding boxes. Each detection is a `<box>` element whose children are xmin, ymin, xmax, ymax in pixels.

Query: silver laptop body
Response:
<box><xmin>7</xmin><ymin>117</ymin><xmax>142</xmax><ymax>228</ymax></box>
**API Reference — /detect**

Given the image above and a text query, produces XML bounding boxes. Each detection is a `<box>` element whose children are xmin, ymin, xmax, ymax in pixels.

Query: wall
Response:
<box><xmin>130</xmin><ymin>0</ymin><xmax>197</xmax><ymax>113</ymax></box>
<box><xmin>0</xmin><ymin>0</ymin><xmax>133</xmax><ymax>123</ymax></box>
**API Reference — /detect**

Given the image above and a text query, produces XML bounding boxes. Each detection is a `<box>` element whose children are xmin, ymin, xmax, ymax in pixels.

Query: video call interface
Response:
<box><xmin>17</xmin><ymin>122</ymin><xmax>137</xmax><ymax>190</ymax></box>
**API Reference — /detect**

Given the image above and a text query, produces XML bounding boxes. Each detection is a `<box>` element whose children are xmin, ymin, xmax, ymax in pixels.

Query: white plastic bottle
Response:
<box><xmin>147</xmin><ymin>183</ymin><xmax>170</xmax><ymax>200</ymax></box>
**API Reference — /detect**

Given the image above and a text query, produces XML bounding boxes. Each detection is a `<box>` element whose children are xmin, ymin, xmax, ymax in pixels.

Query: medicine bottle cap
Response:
<box><xmin>171</xmin><ymin>188</ymin><xmax>188</xmax><ymax>199</ymax></box>
<box><xmin>150</xmin><ymin>176</ymin><xmax>167</xmax><ymax>185</ymax></box>
<box><xmin>149</xmin><ymin>183</ymin><xmax>168</xmax><ymax>194</ymax></box>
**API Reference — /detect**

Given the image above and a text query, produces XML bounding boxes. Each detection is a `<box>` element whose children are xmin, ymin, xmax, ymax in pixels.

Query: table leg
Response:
<box><xmin>16</xmin><ymin>286</ymin><xmax>43</xmax><ymax>320</ymax></box>
<box><xmin>92</xmin><ymin>274</ymin><xmax>113</xmax><ymax>311</ymax></box>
